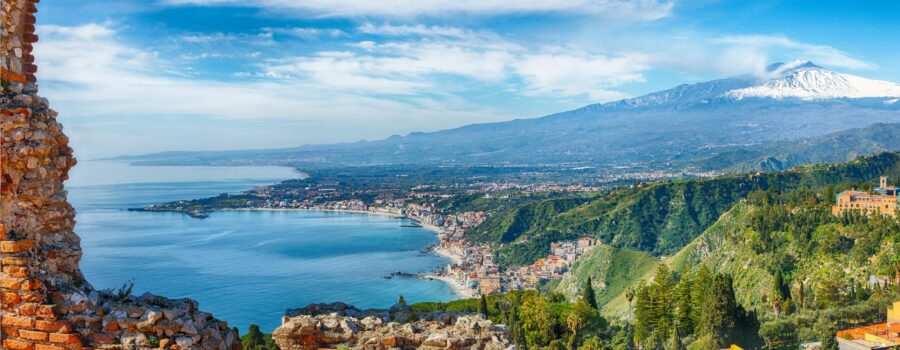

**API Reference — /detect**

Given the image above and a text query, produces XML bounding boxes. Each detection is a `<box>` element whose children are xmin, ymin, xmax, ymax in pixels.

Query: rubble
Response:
<box><xmin>274</xmin><ymin>303</ymin><xmax>513</xmax><ymax>350</ymax></box>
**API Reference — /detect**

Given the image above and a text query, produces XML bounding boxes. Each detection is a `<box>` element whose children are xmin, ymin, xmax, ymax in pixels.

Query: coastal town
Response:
<box><xmin>138</xmin><ymin>175</ymin><xmax>612</xmax><ymax>296</ymax></box>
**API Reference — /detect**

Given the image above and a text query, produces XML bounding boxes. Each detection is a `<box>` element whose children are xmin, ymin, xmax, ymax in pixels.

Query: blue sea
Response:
<box><xmin>66</xmin><ymin>161</ymin><xmax>458</xmax><ymax>332</ymax></box>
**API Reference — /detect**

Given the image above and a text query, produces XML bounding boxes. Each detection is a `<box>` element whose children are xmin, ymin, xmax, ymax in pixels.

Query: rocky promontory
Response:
<box><xmin>273</xmin><ymin>303</ymin><xmax>513</xmax><ymax>350</ymax></box>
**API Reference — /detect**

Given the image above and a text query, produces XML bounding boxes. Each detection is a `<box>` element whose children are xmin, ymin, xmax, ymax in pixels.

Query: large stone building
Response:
<box><xmin>832</xmin><ymin>176</ymin><xmax>899</xmax><ymax>218</ymax></box>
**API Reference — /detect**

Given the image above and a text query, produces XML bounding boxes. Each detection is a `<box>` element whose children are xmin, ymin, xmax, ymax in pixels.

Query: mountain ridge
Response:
<box><xmin>119</xmin><ymin>62</ymin><xmax>900</xmax><ymax>171</ymax></box>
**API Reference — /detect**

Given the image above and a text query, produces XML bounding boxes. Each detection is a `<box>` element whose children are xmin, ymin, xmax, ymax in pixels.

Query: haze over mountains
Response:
<box><xmin>123</xmin><ymin>61</ymin><xmax>900</xmax><ymax>172</ymax></box>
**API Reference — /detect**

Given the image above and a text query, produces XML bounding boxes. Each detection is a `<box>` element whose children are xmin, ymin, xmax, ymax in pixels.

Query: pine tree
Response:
<box><xmin>582</xmin><ymin>276</ymin><xmax>598</xmax><ymax>310</ymax></box>
<box><xmin>817</xmin><ymin>321</ymin><xmax>838</xmax><ymax>350</ymax></box>
<box><xmin>650</xmin><ymin>264</ymin><xmax>676</xmax><ymax>340</ymax></box>
<box><xmin>690</xmin><ymin>266</ymin><xmax>712</xmax><ymax>327</ymax></box>
<box><xmin>673</xmin><ymin>272</ymin><xmax>693</xmax><ymax>337</ymax></box>
<box><xmin>479</xmin><ymin>295</ymin><xmax>489</xmax><ymax>317</ymax></box>
<box><xmin>698</xmin><ymin>274</ymin><xmax>738</xmax><ymax>348</ymax></box>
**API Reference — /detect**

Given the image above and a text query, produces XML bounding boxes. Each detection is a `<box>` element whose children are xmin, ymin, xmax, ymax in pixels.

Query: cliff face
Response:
<box><xmin>0</xmin><ymin>1</ymin><xmax>239</xmax><ymax>349</ymax></box>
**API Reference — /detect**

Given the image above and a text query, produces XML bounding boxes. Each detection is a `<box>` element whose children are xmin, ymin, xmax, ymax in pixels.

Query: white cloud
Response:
<box><xmin>265</xmin><ymin>27</ymin><xmax>346</xmax><ymax>39</ymax></box>
<box><xmin>160</xmin><ymin>0</ymin><xmax>673</xmax><ymax>20</ymax></box>
<box><xmin>33</xmin><ymin>23</ymin><xmax>514</xmax><ymax>157</ymax></box>
<box><xmin>514</xmin><ymin>52</ymin><xmax>650</xmax><ymax>100</ymax></box>
<box><xmin>716</xmin><ymin>34</ymin><xmax>878</xmax><ymax>73</ymax></box>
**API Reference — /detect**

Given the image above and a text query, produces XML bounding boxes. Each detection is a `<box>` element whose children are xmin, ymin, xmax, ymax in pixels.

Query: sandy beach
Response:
<box><xmin>422</xmin><ymin>273</ymin><xmax>477</xmax><ymax>299</ymax></box>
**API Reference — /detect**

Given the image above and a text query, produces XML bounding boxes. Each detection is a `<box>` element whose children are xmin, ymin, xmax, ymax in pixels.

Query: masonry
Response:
<box><xmin>1</xmin><ymin>1</ymin><xmax>239</xmax><ymax>349</ymax></box>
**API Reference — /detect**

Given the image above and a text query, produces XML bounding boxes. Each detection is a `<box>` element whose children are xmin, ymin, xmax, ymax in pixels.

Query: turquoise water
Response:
<box><xmin>66</xmin><ymin>162</ymin><xmax>458</xmax><ymax>332</ymax></box>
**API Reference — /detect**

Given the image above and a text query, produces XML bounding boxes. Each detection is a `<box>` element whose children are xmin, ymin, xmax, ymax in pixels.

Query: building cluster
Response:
<box><xmin>832</xmin><ymin>176</ymin><xmax>899</xmax><ymax>218</ymax></box>
<box><xmin>440</xmin><ymin>237</ymin><xmax>599</xmax><ymax>295</ymax></box>
<box><xmin>835</xmin><ymin>301</ymin><xmax>900</xmax><ymax>349</ymax></box>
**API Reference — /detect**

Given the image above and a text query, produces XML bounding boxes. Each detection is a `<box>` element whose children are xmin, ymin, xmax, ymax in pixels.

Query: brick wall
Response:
<box><xmin>1</xmin><ymin>2</ymin><xmax>240</xmax><ymax>349</ymax></box>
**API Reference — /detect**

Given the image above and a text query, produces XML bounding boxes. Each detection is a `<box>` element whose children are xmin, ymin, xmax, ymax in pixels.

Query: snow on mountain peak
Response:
<box><xmin>725</xmin><ymin>61</ymin><xmax>900</xmax><ymax>100</ymax></box>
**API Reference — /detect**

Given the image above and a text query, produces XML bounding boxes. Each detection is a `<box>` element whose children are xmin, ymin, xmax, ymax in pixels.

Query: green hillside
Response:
<box><xmin>469</xmin><ymin>151</ymin><xmax>900</xmax><ymax>266</ymax></box>
<box><xmin>699</xmin><ymin>122</ymin><xmax>900</xmax><ymax>173</ymax></box>
<box><xmin>554</xmin><ymin>245</ymin><xmax>659</xmax><ymax>310</ymax></box>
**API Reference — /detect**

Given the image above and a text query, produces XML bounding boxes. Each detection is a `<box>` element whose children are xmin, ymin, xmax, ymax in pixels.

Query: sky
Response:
<box><xmin>31</xmin><ymin>0</ymin><xmax>900</xmax><ymax>159</ymax></box>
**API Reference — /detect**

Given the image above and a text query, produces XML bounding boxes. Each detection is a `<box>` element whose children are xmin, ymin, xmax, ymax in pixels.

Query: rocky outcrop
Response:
<box><xmin>274</xmin><ymin>303</ymin><xmax>513</xmax><ymax>350</ymax></box>
<box><xmin>1</xmin><ymin>1</ymin><xmax>239</xmax><ymax>349</ymax></box>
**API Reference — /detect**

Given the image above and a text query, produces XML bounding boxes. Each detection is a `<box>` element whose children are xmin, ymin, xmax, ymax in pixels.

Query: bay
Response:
<box><xmin>67</xmin><ymin>161</ymin><xmax>458</xmax><ymax>332</ymax></box>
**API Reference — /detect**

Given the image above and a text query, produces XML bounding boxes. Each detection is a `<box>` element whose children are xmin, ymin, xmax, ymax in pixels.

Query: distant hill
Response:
<box><xmin>697</xmin><ymin>122</ymin><xmax>900</xmax><ymax>172</ymax></box>
<box><xmin>118</xmin><ymin>62</ymin><xmax>900</xmax><ymax>172</ymax></box>
<box><xmin>551</xmin><ymin>155</ymin><xmax>900</xmax><ymax>324</ymax></box>
<box><xmin>469</xmin><ymin>152</ymin><xmax>900</xmax><ymax>266</ymax></box>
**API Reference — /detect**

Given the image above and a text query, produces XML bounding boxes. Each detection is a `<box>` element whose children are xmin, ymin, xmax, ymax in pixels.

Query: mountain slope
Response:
<box><xmin>472</xmin><ymin>152</ymin><xmax>900</xmax><ymax>266</ymax></box>
<box><xmin>120</xmin><ymin>62</ymin><xmax>900</xmax><ymax>170</ymax></box>
<box><xmin>726</xmin><ymin>61</ymin><xmax>900</xmax><ymax>100</ymax></box>
<box><xmin>697</xmin><ymin>122</ymin><xmax>900</xmax><ymax>172</ymax></box>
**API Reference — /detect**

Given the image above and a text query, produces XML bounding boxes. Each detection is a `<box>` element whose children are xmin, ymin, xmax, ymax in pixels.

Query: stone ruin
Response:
<box><xmin>274</xmin><ymin>303</ymin><xmax>512</xmax><ymax>350</ymax></box>
<box><xmin>0</xmin><ymin>1</ymin><xmax>239</xmax><ymax>349</ymax></box>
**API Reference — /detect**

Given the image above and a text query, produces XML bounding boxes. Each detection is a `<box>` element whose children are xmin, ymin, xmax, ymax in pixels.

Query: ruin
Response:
<box><xmin>1</xmin><ymin>1</ymin><xmax>239</xmax><ymax>349</ymax></box>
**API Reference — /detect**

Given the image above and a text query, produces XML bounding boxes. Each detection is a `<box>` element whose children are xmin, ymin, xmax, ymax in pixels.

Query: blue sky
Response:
<box><xmin>32</xmin><ymin>0</ymin><xmax>900</xmax><ymax>158</ymax></box>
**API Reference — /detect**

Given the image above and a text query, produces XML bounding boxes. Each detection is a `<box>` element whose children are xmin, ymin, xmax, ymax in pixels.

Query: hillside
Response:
<box><xmin>698</xmin><ymin>122</ymin><xmax>900</xmax><ymax>172</ymax></box>
<box><xmin>472</xmin><ymin>151</ymin><xmax>900</xmax><ymax>267</ymax></box>
<box><xmin>119</xmin><ymin>62</ymin><xmax>900</xmax><ymax>172</ymax></box>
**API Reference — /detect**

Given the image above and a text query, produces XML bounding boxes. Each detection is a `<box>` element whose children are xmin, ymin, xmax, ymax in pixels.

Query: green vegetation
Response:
<box><xmin>469</xmin><ymin>152</ymin><xmax>900</xmax><ymax>266</ymax></box>
<box><xmin>412</xmin><ymin>291</ymin><xmax>632</xmax><ymax>350</ymax></box>
<box><xmin>699</xmin><ymin>123</ymin><xmax>900</xmax><ymax>173</ymax></box>
<box><xmin>241</xmin><ymin>324</ymin><xmax>279</xmax><ymax>350</ymax></box>
<box><xmin>632</xmin><ymin>265</ymin><xmax>761</xmax><ymax>349</ymax></box>
<box><xmin>554</xmin><ymin>245</ymin><xmax>659</xmax><ymax>312</ymax></box>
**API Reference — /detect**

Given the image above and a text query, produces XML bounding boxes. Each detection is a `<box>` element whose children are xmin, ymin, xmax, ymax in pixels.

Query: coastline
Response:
<box><xmin>189</xmin><ymin>207</ymin><xmax>477</xmax><ymax>299</ymax></box>
<box><xmin>421</xmin><ymin>273</ymin><xmax>477</xmax><ymax>299</ymax></box>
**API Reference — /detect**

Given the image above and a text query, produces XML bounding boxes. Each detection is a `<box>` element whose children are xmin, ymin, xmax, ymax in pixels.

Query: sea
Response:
<box><xmin>66</xmin><ymin>161</ymin><xmax>458</xmax><ymax>332</ymax></box>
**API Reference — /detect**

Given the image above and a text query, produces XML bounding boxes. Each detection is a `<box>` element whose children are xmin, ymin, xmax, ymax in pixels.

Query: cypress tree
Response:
<box><xmin>582</xmin><ymin>276</ymin><xmax>598</xmax><ymax>310</ymax></box>
<box><xmin>699</xmin><ymin>274</ymin><xmax>738</xmax><ymax>348</ymax></box>
<box><xmin>479</xmin><ymin>295</ymin><xmax>489</xmax><ymax>317</ymax></box>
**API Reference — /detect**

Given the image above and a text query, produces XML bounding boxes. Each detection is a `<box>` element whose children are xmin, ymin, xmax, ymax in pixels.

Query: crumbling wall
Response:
<box><xmin>1</xmin><ymin>1</ymin><xmax>239</xmax><ymax>349</ymax></box>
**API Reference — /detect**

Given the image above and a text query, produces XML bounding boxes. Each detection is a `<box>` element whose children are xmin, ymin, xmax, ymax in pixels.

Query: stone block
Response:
<box><xmin>35</xmin><ymin>344</ymin><xmax>67</xmax><ymax>350</ymax></box>
<box><xmin>49</xmin><ymin>333</ymin><xmax>82</xmax><ymax>345</ymax></box>
<box><xmin>0</xmin><ymin>239</ymin><xmax>34</xmax><ymax>253</ymax></box>
<box><xmin>2</xmin><ymin>315</ymin><xmax>36</xmax><ymax>328</ymax></box>
<box><xmin>3</xmin><ymin>339</ymin><xmax>35</xmax><ymax>350</ymax></box>
<box><xmin>19</xmin><ymin>329</ymin><xmax>49</xmax><ymax>341</ymax></box>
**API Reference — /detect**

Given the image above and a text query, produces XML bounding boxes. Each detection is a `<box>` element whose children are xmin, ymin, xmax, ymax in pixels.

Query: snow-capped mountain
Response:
<box><xmin>124</xmin><ymin>61</ymin><xmax>900</xmax><ymax>170</ymax></box>
<box><xmin>725</xmin><ymin>61</ymin><xmax>900</xmax><ymax>100</ymax></box>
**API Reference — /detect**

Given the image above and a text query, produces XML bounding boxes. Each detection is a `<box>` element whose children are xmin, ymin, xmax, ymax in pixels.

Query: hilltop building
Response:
<box><xmin>832</xmin><ymin>176</ymin><xmax>899</xmax><ymax>218</ymax></box>
<box><xmin>835</xmin><ymin>301</ymin><xmax>900</xmax><ymax>349</ymax></box>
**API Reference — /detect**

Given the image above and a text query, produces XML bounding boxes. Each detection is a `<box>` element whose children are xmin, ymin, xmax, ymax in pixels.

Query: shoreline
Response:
<box><xmin>150</xmin><ymin>206</ymin><xmax>475</xmax><ymax>299</ymax></box>
<box><xmin>421</xmin><ymin>273</ymin><xmax>477</xmax><ymax>299</ymax></box>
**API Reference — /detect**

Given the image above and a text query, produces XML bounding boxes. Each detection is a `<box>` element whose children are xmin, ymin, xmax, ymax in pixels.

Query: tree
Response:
<box><xmin>771</xmin><ymin>271</ymin><xmax>790</xmax><ymax>316</ymax></box>
<box><xmin>698</xmin><ymin>274</ymin><xmax>738</xmax><ymax>348</ymax></box>
<box><xmin>817</xmin><ymin>321</ymin><xmax>838</xmax><ymax>350</ymax></box>
<box><xmin>690</xmin><ymin>266</ymin><xmax>713</xmax><ymax>327</ymax></box>
<box><xmin>674</xmin><ymin>272</ymin><xmax>694</xmax><ymax>337</ymax></box>
<box><xmin>566</xmin><ymin>299</ymin><xmax>596</xmax><ymax>350</ymax></box>
<box><xmin>479</xmin><ymin>295</ymin><xmax>489</xmax><ymax>317</ymax></box>
<box><xmin>582</xmin><ymin>276</ymin><xmax>598</xmax><ymax>310</ymax></box>
<box><xmin>397</xmin><ymin>295</ymin><xmax>406</xmax><ymax>305</ymax></box>
<box><xmin>520</xmin><ymin>295</ymin><xmax>554</xmax><ymax>349</ymax></box>
<box><xmin>241</xmin><ymin>324</ymin><xmax>266</xmax><ymax>350</ymax></box>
